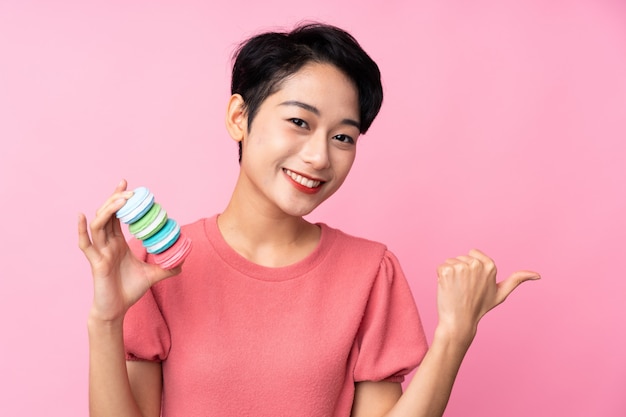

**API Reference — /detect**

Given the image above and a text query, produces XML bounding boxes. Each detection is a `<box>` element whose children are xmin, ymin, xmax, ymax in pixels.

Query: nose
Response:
<box><xmin>300</xmin><ymin>132</ymin><xmax>330</xmax><ymax>170</ymax></box>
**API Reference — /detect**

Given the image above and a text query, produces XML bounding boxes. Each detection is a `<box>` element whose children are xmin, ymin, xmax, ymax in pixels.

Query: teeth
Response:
<box><xmin>284</xmin><ymin>169</ymin><xmax>321</xmax><ymax>188</ymax></box>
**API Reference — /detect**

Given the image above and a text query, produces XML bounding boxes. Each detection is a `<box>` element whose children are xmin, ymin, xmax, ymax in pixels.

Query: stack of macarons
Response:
<box><xmin>116</xmin><ymin>186</ymin><xmax>192</xmax><ymax>269</ymax></box>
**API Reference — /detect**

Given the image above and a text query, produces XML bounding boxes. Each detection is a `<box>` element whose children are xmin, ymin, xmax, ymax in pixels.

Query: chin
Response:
<box><xmin>277</xmin><ymin>188</ymin><xmax>336</xmax><ymax>218</ymax></box>
<box><xmin>282</xmin><ymin>205</ymin><xmax>318</xmax><ymax>218</ymax></box>
<box><xmin>278</xmin><ymin>198</ymin><xmax>326</xmax><ymax>218</ymax></box>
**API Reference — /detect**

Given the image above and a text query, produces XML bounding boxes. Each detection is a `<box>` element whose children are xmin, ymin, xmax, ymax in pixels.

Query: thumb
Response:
<box><xmin>495</xmin><ymin>270</ymin><xmax>541</xmax><ymax>306</ymax></box>
<box><xmin>147</xmin><ymin>263</ymin><xmax>184</xmax><ymax>287</ymax></box>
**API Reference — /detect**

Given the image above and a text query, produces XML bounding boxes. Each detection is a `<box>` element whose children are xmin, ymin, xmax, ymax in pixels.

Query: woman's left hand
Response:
<box><xmin>436</xmin><ymin>249</ymin><xmax>540</xmax><ymax>343</ymax></box>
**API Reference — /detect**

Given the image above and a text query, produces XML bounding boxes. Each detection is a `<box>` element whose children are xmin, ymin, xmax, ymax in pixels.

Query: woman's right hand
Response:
<box><xmin>78</xmin><ymin>179</ymin><xmax>181</xmax><ymax>323</ymax></box>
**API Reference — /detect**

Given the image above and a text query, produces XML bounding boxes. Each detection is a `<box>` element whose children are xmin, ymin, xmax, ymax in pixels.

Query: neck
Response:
<box><xmin>217</xmin><ymin>184</ymin><xmax>320</xmax><ymax>267</ymax></box>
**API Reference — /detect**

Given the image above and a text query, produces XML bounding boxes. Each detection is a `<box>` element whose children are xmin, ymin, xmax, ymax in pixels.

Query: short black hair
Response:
<box><xmin>231</xmin><ymin>23</ymin><xmax>383</xmax><ymax>160</ymax></box>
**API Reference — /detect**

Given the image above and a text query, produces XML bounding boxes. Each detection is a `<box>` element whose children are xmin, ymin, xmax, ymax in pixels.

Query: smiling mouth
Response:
<box><xmin>283</xmin><ymin>169</ymin><xmax>323</xmax><ymax>189</ymax></box>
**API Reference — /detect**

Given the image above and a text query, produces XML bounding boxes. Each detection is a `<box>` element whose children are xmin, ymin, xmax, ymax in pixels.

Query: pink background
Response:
<box><xmin>1</xmin><ymin>0</ymin><xmax>624</xmax><ymax>415</ymax></box>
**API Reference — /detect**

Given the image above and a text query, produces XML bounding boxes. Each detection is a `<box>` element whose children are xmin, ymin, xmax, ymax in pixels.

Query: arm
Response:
<box><xmin>79</xmin><ymin>180</ymin><xmax>180</xmax><ymax>417</ymax></box>
<box><xmin>88</xmin><ymin>317</ymin><xmax>162</xmax><ymax>417</ymax></box>
<box><xmin>352</xmin><ymin>381</ymin><xmax>402</xmax><ymax>417</ymax></box>
<box><xmin>352</xmin><ymin>249</ymin><xmax>540</xmax><ymax>417</ymax></box>
<box><xmin>127</xmin><ymin>361</ymin><xmax>163</xmax><ymax>417</ymax></box>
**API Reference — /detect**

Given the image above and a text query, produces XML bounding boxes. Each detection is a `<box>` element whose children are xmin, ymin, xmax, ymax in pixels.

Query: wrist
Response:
<box><xmin>433</xmin><ymin>320</ymin><xmax>477</xmax><ymax>350</ymax></box>
<box><xmin>87</xmin><ymin>307</ymin><xmax>125</xmax><ymax>330</ymax></box>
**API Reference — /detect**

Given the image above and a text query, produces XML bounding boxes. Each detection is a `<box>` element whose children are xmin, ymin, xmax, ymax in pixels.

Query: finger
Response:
<box><xmin>114</xmin><ymin>179</ymin><xmax>128</xmax><ymax>193</ymax></box>
<box><xmin>106</xmin><ymin>179</ymin><xmax>129</xmax><ymax>224</ymax></box>
<box><xmin>495</xmin><ymin>270</ymin><xmax>541</xmax><ymax>305</ymax></box>
<box><xmin>441</xmin><ymin>257</ymin><xmax>473</xmax><ymax>280</ymax></box>
<box><xmin>77</xmin><ymin>213</ymin><xmax>92</xmax><ymax>252</ymax></box>
<box><xmin>468</xmin><ymin>249</ymin><xmax>498</xmax><ymax>277</ymax></box>
<box><xmin>149</xmin><ymin>263</ymin><xmax>185</xmax><ymax>286</ymax></box>
<box><xmin>168</xmin><ymin>264</ymin><xmax>183</xmax><ymax>275</ymax></box>
<box><xmin>468</xmin><ymin>248</ymin><xmax>493</xmax><ymax>265</ymax></box>
<box><xmin>93</xmin><ymin>180</ymin><xmax>131</xmax><ymax>219</ymax></box>
<box><xmin>103</xmin><ymin>196</ymin><xmax>126</xmax><ymax>236</ymax></box>
<box><xmin>95</xmin><ymin>190</ymin><xmax>134</xmax><ymax>218</ymax></box>
<box><xmin>78</xmin><ymin>213</ymin><xmax>99</xmax><ymax>262</ymax></box>
<box><xmin>91</xmin><ymin>197</ymin><xmax>126</xmax><ymax>231</ymax></box>
<box><xmin>437</xmin><ymin>263</ymin><xmax>453</xmax><ymax>280</ymax></box>
<box><xmin>112</xmin><ymin>212</ymin><xmax>124</xmax><ymax>237</ymax></box>
<box><xmin>90</xmin><ymin>198</ymin><xmax>128</xmax><ymax>247</ymax></box>
<box><xmin>456</xmin><ymin>255</ymin><xmax>480</xmax><ymax>267</ymax></box>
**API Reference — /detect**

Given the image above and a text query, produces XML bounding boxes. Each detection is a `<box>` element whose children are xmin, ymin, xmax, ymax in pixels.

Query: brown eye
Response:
<box><xmin>289</xmin><ymin>118</ymin><xmax>308</xmax><ymax>129</ymax></box>
<box><xmin>333</xmin><ymin>134</ymin><xmax>355</xmax><ymax>144</ymax></box>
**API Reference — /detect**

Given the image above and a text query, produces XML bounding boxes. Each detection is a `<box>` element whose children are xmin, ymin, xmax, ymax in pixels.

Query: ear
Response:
<box><xmin>225</xmin><ymin>94</ymin><xmax>248</xmax><ymax>142</ymax></box>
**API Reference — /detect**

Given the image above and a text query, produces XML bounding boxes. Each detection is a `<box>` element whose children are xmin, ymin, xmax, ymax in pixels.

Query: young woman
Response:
<box><xmin>78</xmin><ymin>23</ymin><xmax>540</xmax><ymax>417</ymax></box>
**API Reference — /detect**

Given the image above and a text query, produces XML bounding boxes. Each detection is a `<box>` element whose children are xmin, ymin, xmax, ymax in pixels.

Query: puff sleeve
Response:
<box><xmin>353</xmin><ymin>250</ymin><xmax>429</xmax><ymax>383</ymax></box>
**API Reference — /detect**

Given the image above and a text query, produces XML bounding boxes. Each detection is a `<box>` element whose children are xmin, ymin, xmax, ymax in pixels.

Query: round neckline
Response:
<box><xmin>203</xmin><ymin>215</ymin><xmax>336</xmax><ymax>282</ymax></box>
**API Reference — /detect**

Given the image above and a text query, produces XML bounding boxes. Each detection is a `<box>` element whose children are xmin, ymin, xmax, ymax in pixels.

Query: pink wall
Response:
<box><xmin>1</xmin><ymin>0</ymin><xmax>624</xmax><ymax>415</ymax></box>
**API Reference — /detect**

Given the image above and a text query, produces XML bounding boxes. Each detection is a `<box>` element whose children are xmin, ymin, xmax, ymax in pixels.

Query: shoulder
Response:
<box><xmin>180</xmin><ymin>217</ymin><xmax>211</xmax><ymax>236</ymax></box>
<box><xmin>321</xmin><ymin>223</ymin><xmax>387</xmax><ymax>251</ymax></box>
<box><xmin>319</xmin><ymin>224</ymin><xmax>412</xmax><ymax>287</ymax></box>
<box><xmin>319</xmin><ymin>223</ymin><xmax>390</xmax><ymax>266</ymax></box>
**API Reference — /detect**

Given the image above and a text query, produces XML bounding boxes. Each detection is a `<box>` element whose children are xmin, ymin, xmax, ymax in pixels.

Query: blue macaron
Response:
<box><xmin>116</xmin><ymin>186</ymin><xmax>155</xmax><ymax>224</ymax></box>
<box><xmin>143</xmin><ymin>218</ymin><xmax>181</xmax><ymax>254</ymax></box>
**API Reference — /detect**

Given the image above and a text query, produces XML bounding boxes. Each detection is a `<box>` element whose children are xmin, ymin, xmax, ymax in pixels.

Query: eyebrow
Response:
<box><xmin>279</xmin><ymin>100</ymin><xmax>361</xmax><ymax>130</ymax></box>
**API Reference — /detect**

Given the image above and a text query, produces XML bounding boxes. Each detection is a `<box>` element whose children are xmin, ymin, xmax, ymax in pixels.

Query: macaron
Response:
<box><xmin>116</xmin><ymin>186</ymin><xmax>192</xmax><ymax>269</ymax></box>
<box><xmin>153</xmin><ymin>233</ymin><xmax>193</xmax><ymax>269</ymax></box>
<box><xmin>116</xmin><ymin>186</ymin><xmax>154</xmax><ymax>224</ymax></box>
<box><xmin>143</xmin><ymin>218</ymin><xmax>181</xmax><ymax>254</ymax></box>
<box><xmin>129</xmin><ymin>203</ymin><xmax>168</xmax><ymax>240</ymax></box>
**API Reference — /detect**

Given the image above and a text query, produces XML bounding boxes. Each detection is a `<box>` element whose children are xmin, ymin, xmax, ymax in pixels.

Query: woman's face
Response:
<box><xmin>236</xmin><ymin>62</ymin><xmax>361</xmax><ymax>218</ymax></box>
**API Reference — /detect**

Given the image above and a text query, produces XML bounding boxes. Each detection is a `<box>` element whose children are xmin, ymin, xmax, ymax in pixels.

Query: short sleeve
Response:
<box><xmin>123</xmin><ymin>238</ymin><xmax>171</xmax><ymax>362</ymax></box>
<box><xmin>353</xmin><ymin>250</ymin><xmax>429</xmax><ymax>383</ymax></box>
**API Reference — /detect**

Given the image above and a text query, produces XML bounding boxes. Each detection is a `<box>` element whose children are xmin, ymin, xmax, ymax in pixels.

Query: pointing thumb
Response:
<box><xmin>495</xmin><ymin>270</ymin><xmax>541</xmax><ymax>306</ymax></box>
